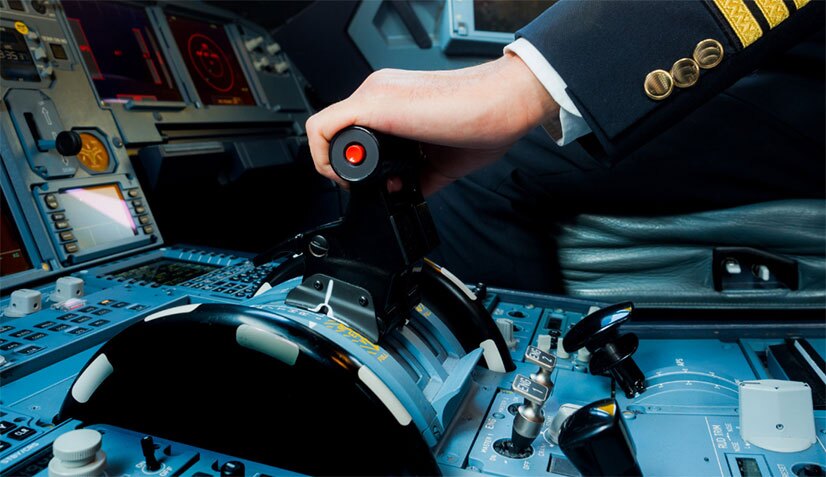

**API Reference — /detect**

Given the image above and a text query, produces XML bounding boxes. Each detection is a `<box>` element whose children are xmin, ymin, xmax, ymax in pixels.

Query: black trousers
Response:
<box><xmin>428</xmin><ymin>31</ymin><xmax>825</xmax><ymax>292</ymax></box>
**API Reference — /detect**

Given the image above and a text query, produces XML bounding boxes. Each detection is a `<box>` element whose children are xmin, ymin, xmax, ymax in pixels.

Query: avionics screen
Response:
<box><xmin>473</xmin><ymin>0</ymin><xmax>557</xmax><ymax>33</ymax></box>
<box><xmin>62</xmin><ymin>1</ymin><xmax>182</xmax><ymax>102</ymax></box>
<box><xmin>59</xmin><ymin>185</ymin><xmax>137</xmax><ymax>251</ymax></box>
<box><xmin>165</xmin><ymin>13</ymin><xmax>256</xmax><ymax>106</ymax></box>
<box><xmin>0</xmin><ymin>26</ymin><xmax>40</xmax><ymax>82</ymax></box>
<box><xmin>110</xmin><ymin>258</ymin><xmax>218</xmax><ymax>286</ymax></box>
<box><xmin>0</xmin><ymin>195</ymin><xmax>33</xmax><ymax>277</ymax></box>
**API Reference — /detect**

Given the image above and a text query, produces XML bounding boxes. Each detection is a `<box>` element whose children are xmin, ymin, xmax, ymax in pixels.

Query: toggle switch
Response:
<box><xmin>4</xmin><ymin>289</ymin><xmax>42</xmax><ymax>317</ymax></box>
<box><xmin>524</xmin><ymin>345</ymin><xmax>556</xmax><ymax>389</ymax></box>
<box><xmin>51</xmin><ymin>276</ymin><xmax>84</xmax><ymax>303</ymax></box>
<box><xmin>141</xmin><ymin>436</ymin><xmax>161</xmax><ymax>472</ymax></box>
<box><xmin>510</xmin><ymin>374</ymin><xmax>549</xmax><ymax>452</ymax></box>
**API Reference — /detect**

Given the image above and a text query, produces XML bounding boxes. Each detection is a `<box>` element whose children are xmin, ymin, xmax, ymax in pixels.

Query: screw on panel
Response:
<box><xmin>359</xmin><ymin>296</ymin><xmax>369</xmax><ymax>306</ymax></box>
<box><xmin>313</xmin><ymin>280</ymin><xmax>323</xmax><ymax>291</ymax></box>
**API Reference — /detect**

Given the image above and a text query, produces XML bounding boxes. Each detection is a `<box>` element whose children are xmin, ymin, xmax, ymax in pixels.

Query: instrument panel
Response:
<box><xmin>0</xmin><ymin>0</ymin><xmax>313</xmax><ymax>289</ymax></box>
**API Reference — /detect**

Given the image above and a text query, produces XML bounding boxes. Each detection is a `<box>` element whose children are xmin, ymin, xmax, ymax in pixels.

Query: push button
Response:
<box><xmin>78</xmin><ymin>306</ymin><xmax>97</xmax><ymax>313</ymax></box>
<box><xmin>0</xmin><ymin>342</ymin><xmax>21</xmax><ymax>351</ymax></box>
<box><xmin>45</xmin><ymin>194</ymin><xmax>59</xmax><ymax>209</ymax></box>
<box><xmin>59</xmin><ymin>231</ymin><xmax>75</xmax><ymax>241</ymax></box>
<box><xmin>67</xmin><ymin>327</ymin><xmax>89</xmax><ymax>335</ymax></box>
<box><xmin>89</xmin><ymin>319</ymin><xmax>109</xmax><ymax>327</ymax></box>
<box><xmin>134</xmin><ymin>206</ymin><xmax>146</xmax><ymax>214</ymax></box>
<box><xmin>345</xmin><ymin>143</ymin><xmax>365</xmax><ymax>165</ymax></box>
<box><xmin>24</xmin><ymin>332</ymin><xmax>47</xmax><ymax>341</ymax></box>
<box><xmin>57</xmin><ymin>313</ymin><xmax>78</xmax><ymax>320</ymax></box>
<box><xmin>132</xmin><ymin>200</ymin><xmax>143</xmax><ymax>208</ymax></box>
<box><xmin>15</xmin><ymin>345</ymin><xmax>43</xmax><ymax>355</ymax></box>
<box><xmin>50</xmin><ymin>324</ymin><xmax>70</xmax><ymax>332</ymax></box>
<box><xmin>52</xmin><ymin>213</ymin><xmax>65</xmax><ymax>221</ymax></box>
<box><xmin>54</xmin><ymin>221</ymin><xmax>69</xmax><ymax>230</ymax></box>
<box><xmin>64</xmin><ymin>243</ymin><xmax>79</xmax><ymax>253</ymax></box>
<box><xmin>0</xmin><ymin>421</ymin><xmax>16</xmax><ymax>434</ymax></box>
<box><xmin>71</xmin><ymin>316</ymin><xmax>91</xmax><ymax>323</ymax></box>
<box><xmin>34</xmin><ymin>321</ymin><xmax>56</xmax><ymax>329</ymax></box>
<box><xmin>139</xmin><ymin>215</ymin><xmax>150</xmax><ymax>225</ymax></box>
<box><xmin>143</xmin><ymin>225</ymin><xmax>154</xmax><ymax>234</ymax></box>
<box><xmin>7</xmin><ymin>426</ymin><xmax>36</xmax><ymax>440</ymax></box>
<box><xmin>9</xmin><ymin>330</ymin><xmax>32</xmax><ymax>338</ymax></box>
<box><xmin>0</xmin><ymin>441</ymin><xmax>10</xmax><ymax>451</ymax></box>
<box><xmin>0</xmin><ymin>326</ymin><xmax>13</xmax><ymax>333</ymax></box>
<box><xmin>91</xmin><ymin>308</ymin><xmax>111</xmax><ymax>316</ymax></box>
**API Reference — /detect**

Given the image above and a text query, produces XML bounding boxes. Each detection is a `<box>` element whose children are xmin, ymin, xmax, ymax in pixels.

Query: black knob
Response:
<box><xmin>564</xmin><ymin>302</ymin><xmax>646</xmax><ymax>398</ymax></box>
<box><xmin>55</xmin><ymin>131</ymin><xmax>83</xmax><ymax>156</ymax></box>
<box><xmin>220</xmin><ymin>460</ymin><xmax>246</xmax><ymax>477</ymax></box>
<box><xmin>558</xmin><ymin>398</ymin><xmax>642</xmax><ymax>477</ymax></box>
<box><xmin>797</xmin><ymin>464</ymin><xmax>826</xmax><ymax>477</ymax></box>
<box><xmin>140</xmin><ymin>436</ymin><xmax>161</xmax><ymax>471</ymax></box>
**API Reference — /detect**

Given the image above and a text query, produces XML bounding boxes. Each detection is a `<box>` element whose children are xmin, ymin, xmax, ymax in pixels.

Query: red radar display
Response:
<box><xmin>166</xmin><ymin>14</ymin><xmax>255</xmax><ymax>106</ymax></box>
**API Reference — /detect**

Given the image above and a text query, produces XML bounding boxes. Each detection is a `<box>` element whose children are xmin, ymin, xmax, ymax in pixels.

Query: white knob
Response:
<box><xmin>40</xmin><ymin>64</ymin><xmax>54</xmax><ymax>79</ymax></box>
<box><xmin>253</xmin><ymin>56</ymin><xmax>270</xmax><ymax>70</ymax></box>
<box><xmin>27</xmin><ymin>30</ymin><xmax>40</xmax><ymax>41</ymax></box>
<box><xmin>31</xmin><ymin>46</ymin><xmax>47</xmax><ymax>61</ymax></box>
<box><xmin>576</xmin><ymin>347</ymin><xmax>591</xmax><ymax>363</ymax></box>
<box><xmin>536</xmin><ymin>334</ymin><xmax>552</xmax><ymax>353</ymax></box>
<box><xmin>51</xmin><ymin>276</ymin><xmax>84</xmax><ymax>303</ymax></box>
<box><xmin>49</xmin><ymin>429</ymin><xmax>107</xmax><ymax>477</ymax></box>
<box><xmin>272</xmin><ymin>61</ymin><xmax>289</xmax><ymax>74</ymax></box>
<box><xmin>556</xmin><ymin>337</ymin><xmax>570</xmax><ymax>359</ymax></box>
<box><xmin>5</xmin><ymin>289</ymin><xmax>42</xmax><ymax>317</ymax></box>
<box><xmin>265</xmin><ymin>42</ymin><xmax>281</xmax><ymax>55</ymax></box>
<box><xmin>245</xmin><ymin>36</ymin><xmax>264</xmax><ymax>51</ymax></box>
<box><xmin>495</xmin><ymin>318</ymin><xmax>517</xmax><ymax>350</ymax></box>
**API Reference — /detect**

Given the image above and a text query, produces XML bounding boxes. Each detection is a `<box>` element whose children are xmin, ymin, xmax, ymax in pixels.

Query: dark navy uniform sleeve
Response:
<box><xmin>517</xmin><ymin>0</ymin><xmax>824</xmax><ymax>158</ymax></box>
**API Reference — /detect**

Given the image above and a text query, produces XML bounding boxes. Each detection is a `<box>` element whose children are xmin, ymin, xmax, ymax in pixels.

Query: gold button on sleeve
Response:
<box><xmin>671</xmin><ymin>58</ymin><xmax>700</xmax><ymax>88</ymax></box>
<box><xmin>693</xmin><ymin>39</ymin><xmax>724</xmax><ymax>69</ymax></box>
<box><xmin>644</xmin><ymin>70</ymin><xmax>674</xmax><ymax>100</ymax></box>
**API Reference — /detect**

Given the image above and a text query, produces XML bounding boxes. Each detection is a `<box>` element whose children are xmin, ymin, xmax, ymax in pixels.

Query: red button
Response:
<box><xmin>344</xmin><ymin>144</ymin><xmax>365</xmax><ymax>165</ymax></box>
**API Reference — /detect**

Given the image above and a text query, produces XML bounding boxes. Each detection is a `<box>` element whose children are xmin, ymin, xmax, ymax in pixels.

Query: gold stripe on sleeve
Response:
<box><xmin>755</xmin><ymin>0</ymin><xmax>790</xmax><ymax>28</ymax></box>
<box><xmin>712</xmin><ymin>0</ymin><xmax>763</xmax><ymax>47</ymax></box>
<box><xmin>793</xmin><ymin>0</ymin><xmax>810</xmax><ymax>9</ymax></box>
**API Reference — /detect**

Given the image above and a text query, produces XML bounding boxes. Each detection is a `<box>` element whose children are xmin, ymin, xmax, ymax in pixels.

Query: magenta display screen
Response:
<box><xmin>62</xmin><ymin>1</ymin><xmax>183</xmax><ymax>102</ymax></box>
<box><xmin>60</xmin><ymin>185</ymin><xmax>137</xmax><ymax>251</ymax></box>
<box><xmin>165</xmin><ymin>13</ymin><xmax>256</xmax><ymax>106</ymax></box>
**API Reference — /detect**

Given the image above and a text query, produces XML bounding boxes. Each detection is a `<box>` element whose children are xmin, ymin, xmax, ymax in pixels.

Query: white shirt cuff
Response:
<box><xmin>504</xmin><ymin>38</ymin><xmax>591</xmax><ymax>146</ymax></box>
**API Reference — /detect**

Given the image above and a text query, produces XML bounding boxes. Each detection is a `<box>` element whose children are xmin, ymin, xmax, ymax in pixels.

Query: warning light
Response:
<box><xmin>345</xmin><ymin>143</ymin><xmax>365</xmax><ymax>165</ymax></box>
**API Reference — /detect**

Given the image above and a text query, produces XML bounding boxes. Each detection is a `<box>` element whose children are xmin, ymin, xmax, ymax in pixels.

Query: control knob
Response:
<box><xmin>38</xmin><ymin>130</ymin><xmax>83</xmax><ymax>156</ymax></box>
<box><xmin>563</xmin><ymin>302</ymin><xmax>646</xmax><ymax>398</ymax></box>
<box><xmin>510</xmin><ymin>374</ymin><xmax>550</xmax><ymax>452</ymax></box>
<box><xmin>48</xmin><ymin>429</ymin><xmax>107</xmax><ymax>477</ymax></box>
<box><xmin>558</xmin><ymin>398</ymin><xmax>642</xmax><ymax>477</ymax></box>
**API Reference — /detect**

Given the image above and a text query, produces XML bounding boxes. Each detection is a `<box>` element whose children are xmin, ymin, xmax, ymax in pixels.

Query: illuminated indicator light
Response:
<box><xmin>345</xmin><ymin>144</ymin><xmax>365</xmax><ymax>165</ymax></box>
<box><xmin>596</xmin><ymin>403</ymin><xmax>616</xmax><ymax>415</ymax></box>
<box><xmin>14</xmin><ymin>21</ymin><xmax>28</xmax><ymax>35</ymax></box>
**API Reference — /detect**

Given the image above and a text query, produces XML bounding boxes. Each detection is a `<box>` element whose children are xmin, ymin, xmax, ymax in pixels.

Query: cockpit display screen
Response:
<box><xmin>473</xmin><ymin>0</ymin><xmax>556</xmax><ymax>33</ymax></box>
<box><xmin>165</xmin><ymin>13</ymin><xmax>256</xmax><ymax>106</ymax></box>
<box><xmin>0</xmin><ymin>26</ymin><xmax>40</xmax><ymax>82</ymax></box>
<box><xmin>59</xmin><ymin>185</ymin><xmax>137</xmax><ymax>251</ymax></box>
<box><xmin>0</xmin><ymin>195</ymin><xmax>33</xmax><ymax>277</ymax></box>
<box><xmin>62</xmin><ymin>1</ymin><xmax>183</xmax><ymax>102</ymax></box>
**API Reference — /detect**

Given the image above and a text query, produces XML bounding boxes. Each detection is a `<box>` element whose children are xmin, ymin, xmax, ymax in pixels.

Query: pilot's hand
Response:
<box><xmin>305</xmin><ymin>52</ymin><xmax>559</xmax><ymax>196</ymax></box>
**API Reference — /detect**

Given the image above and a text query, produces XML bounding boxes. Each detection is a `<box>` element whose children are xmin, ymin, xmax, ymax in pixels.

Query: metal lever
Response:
<box><xmin>510</xmin><ymin>374</ymin><xmax>550</xmax><ymax>452</ymax></box>
<box><xmin>525</xmin><ymin>345</ymin><xmax>556</xmax><ymax>389</ymax></box>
